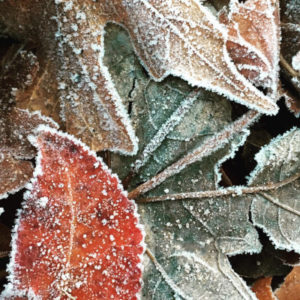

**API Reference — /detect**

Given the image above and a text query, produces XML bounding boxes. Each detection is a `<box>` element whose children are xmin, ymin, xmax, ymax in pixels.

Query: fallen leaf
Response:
<box><xmin>252</xmin><ymin>277</ymin><xmax>275</xmax><ymax>300</ymax></box>
<box><xmin>249</xmin><ymin>127</ymin><xmax>300</xmax><ymax>253</ymax></box>
<box><xmin>0</xmin><ymin>46</ymin><xmax>58</xmax><ymax>199</ymax></box>
<box><xmin>103</xmin><ymin>26</ymin><xmax>300</xmax><ymax>298</ymax></box>
<box><xmin>0</xmin><ymin>1</ymin><xmax>138</xmax><ymax>154</ymax></box>
<box><xmin>275</xmin><ymin>266</ymin><xmax>300</xmax><ymax>300</ymax></box>
<box><xmin>105</xmin><ymin>25</ymin><xmax>261</xmax><ymax>299</ymax></box>
<box><xmin>119</xmin><ymin>0</ymin><xmax>278</xmax><ymax>114</ymax></box>
<box><xmin>1</xmin><ymin>126</ymin><xmax>144</xmax><ymax>299</ymax></box>
<box><xmin>0</xmin><ymin>0</ymin><xmax>277</xmax><ymax>157</ymax></box>
<box><xmin>220</xmin><ymin>0</ymin><xmax>280</xmax><ymax>98</ymax></box>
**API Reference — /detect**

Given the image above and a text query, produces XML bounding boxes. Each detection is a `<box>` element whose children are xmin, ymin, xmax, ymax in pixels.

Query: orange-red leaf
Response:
<box><xmin>1</xmin><ymin>126</ymin><xmax>144</xmax><ymax>299</ymax></box>
<box><xmin>252</xmin><ymin>277</ymin><xmax>276</xmax><ymax>300</ymax></box>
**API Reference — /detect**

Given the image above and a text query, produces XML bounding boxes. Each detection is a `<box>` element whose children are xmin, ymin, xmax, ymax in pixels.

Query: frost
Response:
<box><xmin>37</xmin><ymin>196</ymin><xmax>48</xmax><ymax>208</ymax></box>
<box><xmin>1</xmin><ymin>126</ymin><xmax>145</xmax><ymax>299</ymax></box>
<box><xmin>248</xmin><ymin>128</ymin><xmax>300</xmax><ymax>252</ymax></box>
<box><xmin>120</xmin><ymin>0</ymin><xmax>278</xmax><ymax>114</ymax></box>
<box><xmin>0</xmin><ymin>207</ymin><xmax>4</xmax><ymax>216</ymax></box>
<box><xmin>106</xmin><ymin>25</ymin><xmax>262</xmax><ymax>296</ymax></box>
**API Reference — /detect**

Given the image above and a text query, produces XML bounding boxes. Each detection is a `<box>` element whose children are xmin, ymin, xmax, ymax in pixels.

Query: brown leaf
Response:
<box><xmin>252</xmin><ymin>277</ymin><xmax>276</xmax><ymax>300</ymax></box>
<box><xmin>0</xmin><ymin>1</ymin><xmax>138</xmax><ymax>154</ymax></box>
<box><xmin>0</xmin><ymin>46</ymin><xmax>57</xmax><ymax>198</ymax></box>
<box><xmin>0</xmin><ymin>0</ymin><xmax>277</xmax><ymax>157</ymax></box>
<box><xmin>118</xmin><ymin>0</ymin><xmax>278</xmax><ymax>113</ymax></box>
<box><xmin>220</xmin><ymin>0</ymin><xmax>280</xmax><ymax>98</ymax></box>
<box><xmin>0</xmin><ymin>152</ymin><xmax>33</xmax><ymax>199</ymax></box>
<box><xmin>275</xmin><ymin>267</ymin><xmax>300</xmax><ymax>300</ymax></box>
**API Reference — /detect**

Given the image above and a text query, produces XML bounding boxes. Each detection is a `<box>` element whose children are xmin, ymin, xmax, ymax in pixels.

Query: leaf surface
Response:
<box><xmin>0</xmin><ymin>0</ymin><xmax>278</xmax><ymax>159</ymax></box>
<box><xmin>251</xmin><ymin>277</ymin><xmax>275</xmax><ymax>300</ymax></box>
<box><xmin>275</xmin><ymin>266</ymin><xmax>300</xmax><ymax>300</ymax></box>
<box><xmin>220</xmin><ymin>0</ymin><xmax>280</xmax><ymax>98</ymax></box>
<box><xmin>1</xmin><ymin>126</ymin><xmax>144</xmax><ymax>299</ymax></box>
<box><xmin>249</xmin><ymin>128</ymin><xmax>300</xmax><ymax>252</ymax></box>
<box><xmin>0</xmin><ymin>46</ymin><xmax>57</xmax><ymax>199</ymax></box>
<box><xmin>0</xmin><ymin>1</ymin><xmax>138</xmax><ymax>154</ymax></box>
<box><xmin>118</xmin><ymin>0</ymin><xmax>278</xmax><ymax>114</ymax></box>
<box><xmin>106</xmin><ymin>25</ymin><xmax>262</xmax><ymax>299</ymax></box>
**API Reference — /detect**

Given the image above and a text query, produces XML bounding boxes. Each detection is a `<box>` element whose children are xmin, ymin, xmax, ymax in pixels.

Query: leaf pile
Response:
<box><xmin>0</xmin><ymin>0</ymin><xmax>300</xmax><ymax>299</ymax></box>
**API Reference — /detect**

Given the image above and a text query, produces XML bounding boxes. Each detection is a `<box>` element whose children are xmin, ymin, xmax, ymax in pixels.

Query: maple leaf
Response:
<box><xmin>220</xmin><ymin>0</ymin><xmax>280</xmax><ymax>99</ymax></box>
<box><xmin>1</xmin><ymin>126</ymin><xmax>144</xmax><ymax>299</ymax></box>
<box><xmin>104</xmin><ymin>26</ymin><xmax>258</xmax><ymax>298</ymax></box>
<box><xmin>102</xmin><ymin>26</ymin><xmax>300</xmax><ymax>299</ymax></box>
<box><xmin>249</xmin><ymin>128</ymin><xmax>300</xmax><ymax>252</ymax></box>
<box><xmin>0</xmin><ymin>0</ymin><xmax>278</xmax><ymax>157</ymax></box>
<box><xmin>0</xmin><ymin>45</ymin><xmax>58</xmax><ymax>199</ymax></box>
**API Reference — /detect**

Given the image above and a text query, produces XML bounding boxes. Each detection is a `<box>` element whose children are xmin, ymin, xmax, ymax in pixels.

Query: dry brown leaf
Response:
<box><xmin>118</xmin><ymin>0</ymin><xmax>278</xmax><ymax>113</ymax></box>
<box><xmin>0</xmin><ymin>46</ymin><xmax>57</xmax><ymax>199</ymax></box>
<box><xmin>0</xmin><ymin>152</ymin><xmax>33</xmax><ymax>199</ymax></box>
<box><xmin>220</xmin><ymin>0</ymin><xmax>280</xmax><ymax>98</ymax></box>
<box><xmin>0</xmin><ymin>1</ymin><xmax>138</xmax><ymax>154</ymax></box>
<box><xmin>275</xmin><ymin>267</ymin><xmax>300</xmax><ymax>300</ymax></box>
<box><xmin>251</xmin><ymin>277</ymin><xmax>276</xmax><ymax>300</ymax></box>
<box><xmin>0</xmin><ymin>1</ymin><xmax>277</xmax><ymax>156</ymax></box>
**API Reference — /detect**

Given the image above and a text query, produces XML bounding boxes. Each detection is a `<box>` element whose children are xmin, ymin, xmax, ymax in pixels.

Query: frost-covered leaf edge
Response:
<box><xmin>1</xmin><ymin>124</ymin><xmax>146</xmax><ymax>299</ymax></box>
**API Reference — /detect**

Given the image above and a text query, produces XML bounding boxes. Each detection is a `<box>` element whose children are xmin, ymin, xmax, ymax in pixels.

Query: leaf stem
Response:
<box><xmin>280</xmin><ymin>54</ymin><xmax>300</xmax><ymax>78</ymax></box>
<box><xmin>137</xmin><ymin>172</ymin><xmax>300</xmax><ymax>204</ymax></box>
<box><xmin>258</xmin><ymin>192</ymin><xmax>300</xmax><ymax>217</ymax></box>
<box><xmin>129</xmin><ymin>110</ymin><xmax>259</xmax><ymax>199</ymax></box>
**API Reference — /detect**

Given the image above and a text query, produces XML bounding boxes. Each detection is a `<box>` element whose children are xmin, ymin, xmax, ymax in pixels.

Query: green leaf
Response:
<box><xmin>104</xmin><ymin>24</ymin><xmax>263</xmax><ymax>299</ymax></box>
<box><xmin>249</xmin><ymin>127</ymin><xmax>300</xmax><ymax>252</ymax></box>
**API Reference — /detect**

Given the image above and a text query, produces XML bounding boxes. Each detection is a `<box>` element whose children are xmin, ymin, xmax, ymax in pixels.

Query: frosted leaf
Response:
<box><xmin>220</xmin><ymin>0</ymin><xmax>280</xmax><ymax>99</ymax></box>
<box><xmin>248</xmin><ymin>128</ymin><xmax>300</xmax><ymax>252</ymax></box>
<box><xmin>0</xmin><ymin>1</ymin><xmax>138</xmax><ymax>154</ymax></box>
<box><xmin>138</xmin><ymin>132</ymin><xmax>261</xmax><ymax>300</ymax></box>
<box><xmin>1</xmin><ymin>126</ymin><xmax>144</xmax><ymax>299</ymax></box>
<box><xmin>118</xmin><ymin>0</ymin><xmax>278</xmax><ymax>114</ymax></box>
<box><xmin>0</xmin><ymin>152</ymin><xmax>33</xmax><ymax>200</ymax></box>
<box><xmin>0</xmin><ymin>46</ymin><xmax>58</xmax><ymax>199</ymax></box>
<box><xmin>106</xmin><ymin>25</ymin><xmax>261</xmax><ymax>299</ymax></box>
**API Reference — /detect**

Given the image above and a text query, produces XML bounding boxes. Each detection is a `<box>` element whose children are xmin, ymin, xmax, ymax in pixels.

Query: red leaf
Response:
<box><xmin>1</xmin><ymin>126</ymin><xmax>144</xmax><ymax>299</ymax></box>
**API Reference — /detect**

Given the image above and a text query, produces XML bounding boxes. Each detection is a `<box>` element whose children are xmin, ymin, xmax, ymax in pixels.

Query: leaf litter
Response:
<box><xmin>0</xmin><ymin>0</ymin><xmax>300</xmax><ymax>299</ymax></box>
